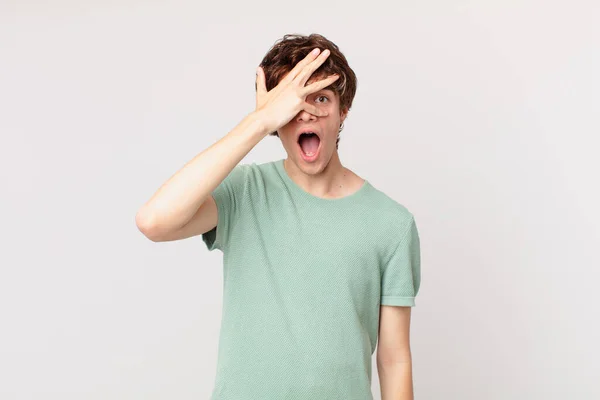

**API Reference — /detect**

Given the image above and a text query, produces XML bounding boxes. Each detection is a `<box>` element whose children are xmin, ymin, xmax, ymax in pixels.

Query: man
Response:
<box><xmin>136</xmin><ymin>33</ymin><xmax>421</xmax><ymax>400</ymax></box>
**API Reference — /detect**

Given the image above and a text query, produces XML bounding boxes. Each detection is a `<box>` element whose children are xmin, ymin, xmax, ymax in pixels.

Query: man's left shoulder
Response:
<box><xmin>366</xmin><ymin>182</ymin><xmax>415</xmax><ymax>223</ymax></box>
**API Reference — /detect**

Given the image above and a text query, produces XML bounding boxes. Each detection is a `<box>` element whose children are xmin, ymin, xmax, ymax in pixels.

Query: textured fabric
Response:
<box><xmin>202</xmin><ymin>158</ymin><xmax>420</xmax><ymax>400</ymax></box>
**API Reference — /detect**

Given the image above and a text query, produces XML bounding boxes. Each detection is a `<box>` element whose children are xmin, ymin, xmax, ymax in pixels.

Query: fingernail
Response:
<box><xmin>312</xmin><ymin>48</ymin><xmax>320</xmax><ymax>55</ymax></box>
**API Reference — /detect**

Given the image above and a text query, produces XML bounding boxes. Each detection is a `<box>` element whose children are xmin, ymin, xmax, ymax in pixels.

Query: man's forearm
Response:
<box><xmin>135</xmin><ymin>111</ymin><xmax>267</xmax><ymax>236</ymax></box>
<box><xmin>378</xmin><ymin>360</ymin><xmax>414</xmax><ymax>400</ymax></box>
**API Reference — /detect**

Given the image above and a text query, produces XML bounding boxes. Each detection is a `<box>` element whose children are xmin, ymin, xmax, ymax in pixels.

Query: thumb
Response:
<box><xmin>256</xmin><ymin>66</ymin><xmax>266</xmax><ymax>95</ymax></box>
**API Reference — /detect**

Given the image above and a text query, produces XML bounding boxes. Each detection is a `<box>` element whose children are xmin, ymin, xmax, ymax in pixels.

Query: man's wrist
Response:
<box><xmin>248</xmin><ymin>110</ymin><xmax>273</xmax><ymax>138</ymax></box>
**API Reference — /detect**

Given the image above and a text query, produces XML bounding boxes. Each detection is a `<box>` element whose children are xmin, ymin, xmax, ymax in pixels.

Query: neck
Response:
<box><xmin>283</xmin><ymin>151</ymin><xmax>352</xmax><ymax>199</ymax></box>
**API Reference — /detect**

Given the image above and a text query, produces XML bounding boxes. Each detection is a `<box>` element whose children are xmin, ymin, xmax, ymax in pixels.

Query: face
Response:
<box><xmin>277</xmin><ymin>76</ymin><xmax>348</xmax><ymax>174</ymax></box>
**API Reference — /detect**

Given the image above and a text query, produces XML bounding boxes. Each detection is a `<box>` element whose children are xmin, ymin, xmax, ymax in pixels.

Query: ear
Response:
<box><xmin>340</xmin><ymin>107</ymin><xmax>349</xmax><ymax>123</ymax></box>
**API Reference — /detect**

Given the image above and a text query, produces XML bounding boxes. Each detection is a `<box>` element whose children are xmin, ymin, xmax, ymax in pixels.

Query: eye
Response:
<box><xmin>315</xmin><ymin>95</ymin><xmax>329</xmax><ymax>103</ymax></box>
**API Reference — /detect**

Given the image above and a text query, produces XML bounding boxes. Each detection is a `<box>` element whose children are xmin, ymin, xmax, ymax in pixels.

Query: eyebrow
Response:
<box><xmin>316</xmin><ymin>89</ymin><xmax>335</xmax><ymax>95</ymax></box>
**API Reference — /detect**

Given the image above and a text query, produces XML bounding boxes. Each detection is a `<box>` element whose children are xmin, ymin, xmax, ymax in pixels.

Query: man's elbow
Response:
<box><xmin>135</xmin><ymin>210</ymin><xmax>164</xmax><ymax>242</ymax></box>
<box><xmin>376</xmin><ymin>349</ymin><xmax>412</xmax><ymax>367</ymax></box>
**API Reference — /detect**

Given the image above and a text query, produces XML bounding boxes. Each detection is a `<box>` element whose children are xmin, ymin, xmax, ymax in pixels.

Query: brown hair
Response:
<box><xmin>257</xmin><ymin>33</ymin><xmax>358</xmax><ymax>149</ymax></box>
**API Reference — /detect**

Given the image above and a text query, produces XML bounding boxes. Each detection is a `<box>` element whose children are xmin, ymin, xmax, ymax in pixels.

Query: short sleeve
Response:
<box><xmin>201</xmin><ymin>163</ymin><xmax>250</xmax><ymax>252</ymax></box>
<box><xmin>380</xmin><ymin>216</ymin><xmax>421</xmax><ymax>307</ymax></box>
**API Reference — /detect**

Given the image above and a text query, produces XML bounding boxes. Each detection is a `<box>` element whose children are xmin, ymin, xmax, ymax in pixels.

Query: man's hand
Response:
<box><xmin>254</xmin><ymin>47</ymin><xmax>339</xmax><ymax>134</ymax></box>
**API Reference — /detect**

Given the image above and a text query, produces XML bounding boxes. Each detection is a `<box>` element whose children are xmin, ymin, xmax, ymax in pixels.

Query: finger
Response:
<box><xmin>300</xmin><ymin>74</ymin><xmax>340</xmax><ymax>96</ymax></box>
<box><xmin>256</xmin><ymin>66</ymin><xmax>267</xmax><ymax>95</ymax></box>
<box><xmin>280</xmin><ymin>47</ymin><xmax>322</xmax><ymax>85</ymax></box>
<box><xmin>303</xmin><ymin>102</ymin><xmax>328</xmax><ymax>117</ymax></box>
<box><xmin>295</xmin><ymin>49</ymin><xmax>331</xmax><ymax>86</ymax></box>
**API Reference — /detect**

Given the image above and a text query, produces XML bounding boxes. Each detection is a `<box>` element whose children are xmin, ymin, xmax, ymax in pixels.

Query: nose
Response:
<box><xmin>296</xmin><ymin>109</ymin><xmax>317</xmax><ymax>122</ymax></box>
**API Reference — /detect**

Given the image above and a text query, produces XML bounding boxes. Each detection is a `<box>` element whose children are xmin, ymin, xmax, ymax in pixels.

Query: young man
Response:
<box><xmin>136</xmin><ymin>33</ymin><xmax>421</xmax><ymax>400</ymax></box>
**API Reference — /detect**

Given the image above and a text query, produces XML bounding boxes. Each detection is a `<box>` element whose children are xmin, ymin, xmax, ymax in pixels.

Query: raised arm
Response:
<box><xmin>135</xmin><ymin>112</ymin><xmax>267</xmax><ymax>242</ymax></box>
<box><xmin>135</xmin><ymin>47</ymin><xmax>339</xmax><ymax>242</ymax></box>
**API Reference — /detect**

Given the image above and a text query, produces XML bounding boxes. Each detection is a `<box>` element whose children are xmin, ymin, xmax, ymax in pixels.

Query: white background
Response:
<box><xmin>1</xmin><ymin>1</ymin><xmax>598</xmax><ymax>399</ymax></box>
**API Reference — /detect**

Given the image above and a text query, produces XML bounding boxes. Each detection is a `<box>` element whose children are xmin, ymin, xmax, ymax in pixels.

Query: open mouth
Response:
<box><xmin>297</xmin><ymin>132</ymin><xmax>321</xmax><ymax>159</ymax></box>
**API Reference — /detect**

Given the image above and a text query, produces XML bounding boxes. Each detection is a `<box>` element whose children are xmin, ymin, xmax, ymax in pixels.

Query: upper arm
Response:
<box><xmin>151</xmin><ymin>195</ymin><xmax>218</xmax><ymax>242</ymax></box>
<box><xmin>380</xmin><ymin>215</ymin><xmax>421</xmax><ymax>306</ymax></box>
<box><xmin>149</xmin><ymin>163</ymin><xmax>249</xmax><ymax>249</ymax></box>
<box><xmin>377</xmin><ymin>214</ymin><xmax>420</xmax><ymax>364</ymax></box>
<box><xmin>376</xmin><ymin>305</ymin><xmax>412</xmax><ymax>365</ymax></box>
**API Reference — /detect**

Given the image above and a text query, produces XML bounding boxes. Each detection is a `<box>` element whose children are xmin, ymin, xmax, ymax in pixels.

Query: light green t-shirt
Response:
<box><xmin>202</xmin><ymin>158</ymin><xmax>421</xmax><ymax>400</ymax></box>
